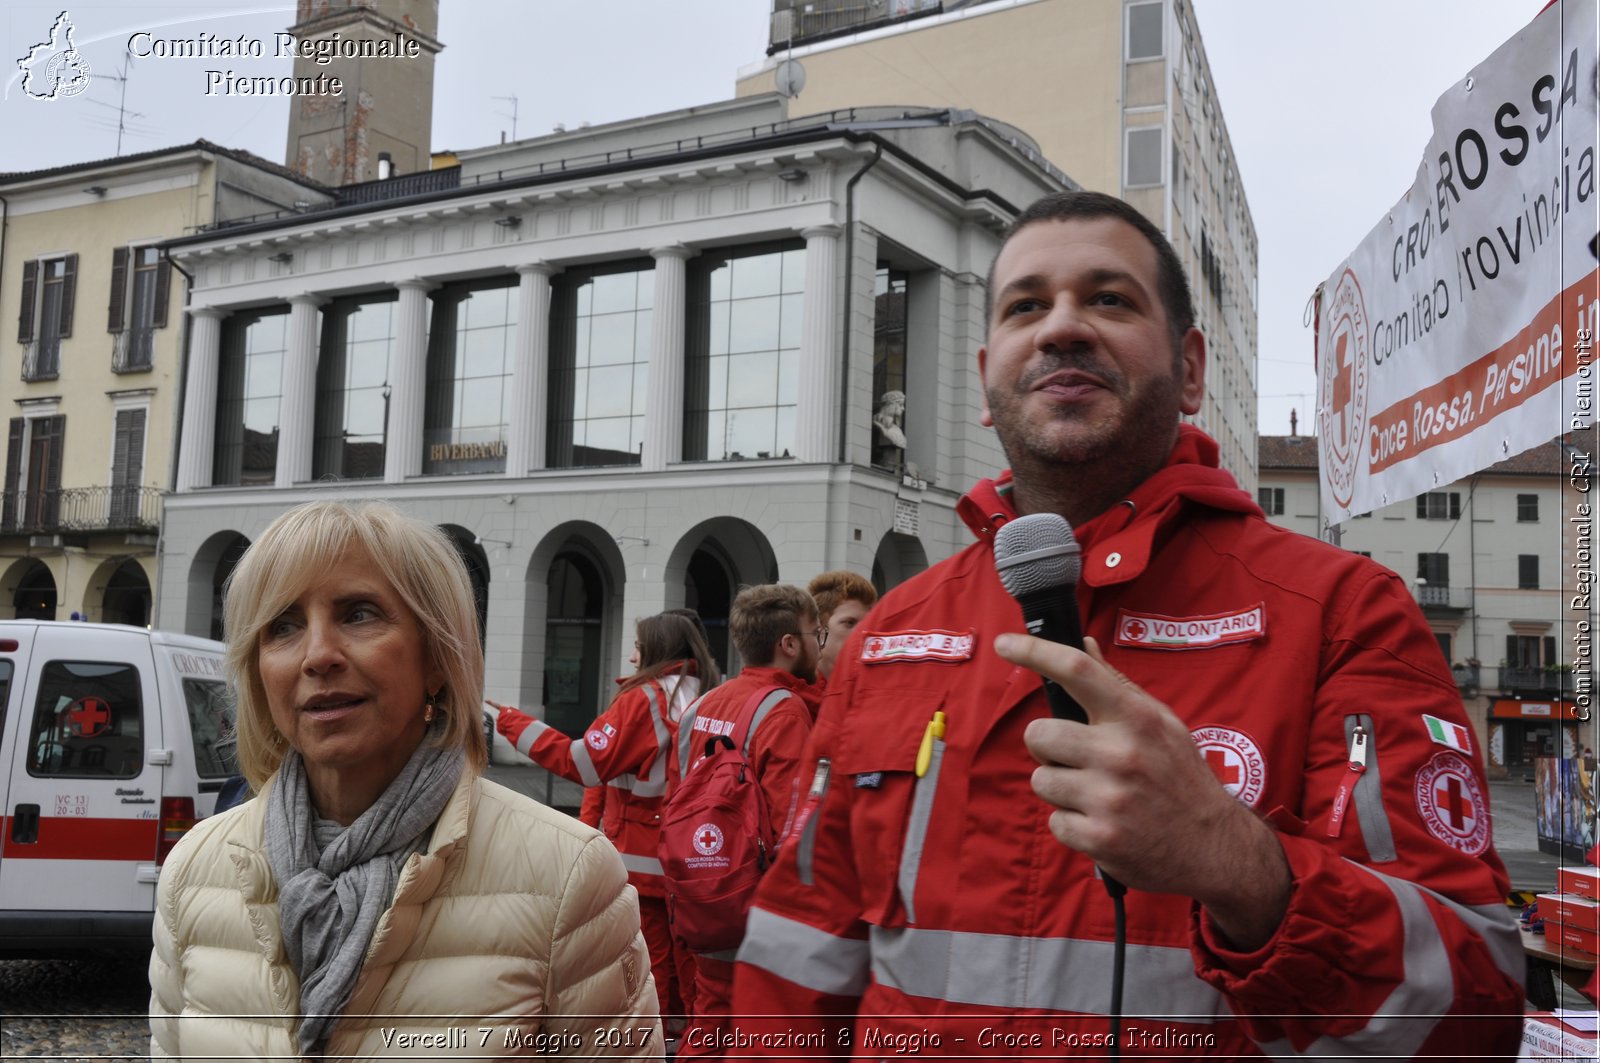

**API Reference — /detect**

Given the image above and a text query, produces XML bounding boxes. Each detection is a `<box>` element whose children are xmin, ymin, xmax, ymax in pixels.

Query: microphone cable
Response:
<box><xmin>1107</xmin><ymin>877</ymin><xmax>1126</xmax><ymax>1059</ymax></box>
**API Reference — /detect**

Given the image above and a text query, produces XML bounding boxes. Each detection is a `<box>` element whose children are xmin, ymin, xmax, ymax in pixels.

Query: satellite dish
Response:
<box><xmin>775</xmin><ymin>59</ymin><xmax>807</xmax><ymax>99</ymax></box>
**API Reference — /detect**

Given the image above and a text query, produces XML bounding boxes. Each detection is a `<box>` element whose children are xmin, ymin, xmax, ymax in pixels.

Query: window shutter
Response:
<box><xmin>1506</xmin><ymin>635</ymin><xmax>1518</xmax><ymax>669</ymax></box>
<box><xmin>17</xmin><ymin>261</ymin><xmax>37</xmax><ymax>342</ymax></box>
<box><xmin>108</xmin><ymin>247</ymin><xmax>129</xmax><ymax>332</ymax></box>
<box><xmin>1449</xmin><ymin>493</ymin><xmax>1461</xmax><ymax>520</ymax></box>
<box><xmin>152</xmin><ymin>257</ymin><xmax>172</xmax><ymax>328</ymax></box>
<box><xmin>43</xmin><ymin>416</ymin><xmax>65</xmax><ymax>495</ymax></box>
<box><xmin>3</xmin><ymin>418</ymin><xmax>22</xmax><ymax>528</ymax></box>
<box><xmin>58</xmin><ymin>253</ymin><xmax>78</xmax><ymax>338</ymax></box>
<box><xmin>112</xmin><ymin>408</ymin><xmax>145</xmax><ymax>484</ymax></box>
<box><xmin>1544</xmin><ymin>636</ymin><xmax>1557</xmax><ymax>668</ymax></box>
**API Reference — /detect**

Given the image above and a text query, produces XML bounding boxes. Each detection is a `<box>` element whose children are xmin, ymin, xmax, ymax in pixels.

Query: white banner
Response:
<box><xmin>1317</xmin><ymin>0</ymin><xmax>1599</xmax><ymax>521</ymax></box>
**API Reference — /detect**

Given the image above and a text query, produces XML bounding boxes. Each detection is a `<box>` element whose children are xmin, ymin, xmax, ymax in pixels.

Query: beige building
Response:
<box><xmin>738</xmin><ymin>0</ymin><xmax>1260</xmax><ymax>489</ymax></box>
<box><xmin>155</xmin><ymin>95</ymin><xmax>1067</xmax><ymax>741</ymax></box>
<box><xmin>1258</xmin><ymin>434</ymin><xmax>1587</xmax><ymax>778</ymax></box>
<box><xmin>0</xmin><ymin>143</ymin><xmax>330</xmax><ymax>625</ymax></box>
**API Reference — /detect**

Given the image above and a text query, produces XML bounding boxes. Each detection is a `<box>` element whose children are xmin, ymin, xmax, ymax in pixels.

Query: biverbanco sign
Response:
<box><xmin>1316</xmin><ymin>0</ymin><xmax>1598</xmax><ymax>522</ymax></box>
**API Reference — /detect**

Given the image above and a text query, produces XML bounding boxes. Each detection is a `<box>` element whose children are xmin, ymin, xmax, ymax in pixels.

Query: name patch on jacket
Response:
<box><xmin>1114</xmin><ymin>604</ymin><xmax>1265</xmax><ymax>650</ymax></box>
<box><xmin>860</xmin><ymin>629</ymin><xmax>974</xmax><ymax>664</ymax></box>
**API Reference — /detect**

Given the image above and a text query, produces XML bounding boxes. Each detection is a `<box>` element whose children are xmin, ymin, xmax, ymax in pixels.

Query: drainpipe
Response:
<box><xmin>836</xmin><ymin>141</ymin><xmax>883</xmax><ymax>464</ymax></box>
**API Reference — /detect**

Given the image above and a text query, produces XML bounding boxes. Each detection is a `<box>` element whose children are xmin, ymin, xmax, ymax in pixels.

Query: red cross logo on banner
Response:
<box><xmin>1415</xmin><ymin>752</ymin><xmax>1489</xmax><ymax>855</ymax></box>
<box><xmin>65</xmin><ymin>696</ymin><xmax>111</xmax><ymax>738</ymax></box>
<box><xmin>1331</xmin><ymin>330</ymin><xmax>1355</xmax><ymax>453</ymax></box>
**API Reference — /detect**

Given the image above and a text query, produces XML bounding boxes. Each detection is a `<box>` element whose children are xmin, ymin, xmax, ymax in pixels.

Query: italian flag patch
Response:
<box><xmin>1423</xmin><ymin>714</ymin><xmax>1472</xmax><ymax>755</ymax></box>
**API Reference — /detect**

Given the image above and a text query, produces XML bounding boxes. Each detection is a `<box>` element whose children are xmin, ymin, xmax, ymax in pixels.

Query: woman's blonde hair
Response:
<box><xmin>224</xmin><ymin>500</ymin><xmax>487</xmax><ymax>788</ymax></box>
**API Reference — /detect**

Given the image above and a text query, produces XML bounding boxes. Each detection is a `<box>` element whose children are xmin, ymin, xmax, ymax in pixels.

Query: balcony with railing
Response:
<box><xmin>1417</xmin><ymin>584</ymin><xmax>1470</xmax><ymax>611</ymax></box>
<box><xmin>1451</xmin><ymin>664</ymin><xmax>1480</xmax><ymax>691</ymax></box>
<box><xmin>1499</xmin><ymin>666</ymin><xmax>1575</xmax><ymax>695</ymax></box>
<box><xmin>0</xmin><ymin>486</ymin><xmax>160</xmax><ymax>534</ymax></box>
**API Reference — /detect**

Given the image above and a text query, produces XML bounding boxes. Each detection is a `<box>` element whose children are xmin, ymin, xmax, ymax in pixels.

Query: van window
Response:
<box><xmin>0</xmin><ymin>660</ymin><xmax>12</xmax><ymax>730</ymax></box>
<box><xmin>183</xmin><ymin>679</ymin><xmax>237</xmax><ymax>778</ymax></box>
<box><xmin>27</xmin><ymin>660</ymin><xmax>144</xmax><ymax>778</ymax></box>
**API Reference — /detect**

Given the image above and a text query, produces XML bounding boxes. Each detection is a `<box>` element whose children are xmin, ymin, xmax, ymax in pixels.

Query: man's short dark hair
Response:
<box><xmin>730</xmin><ymin>583</ymin><xmax>816</xmax><ymax>667</ymax></box>
<box><xmin>983</xmin><ymin>191</ymin><xmax>1196</xmax><ymax>350</ymax></box>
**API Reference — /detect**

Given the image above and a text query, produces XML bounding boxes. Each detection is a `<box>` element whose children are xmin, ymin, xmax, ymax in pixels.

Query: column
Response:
<box><xmin>276</xmin><ymin>294</ymin><xmax>324</xmax><ymax>488</ymax></box>
<box><xmin>176</xmin><ymin>308</ymin><xmax>226</xmax><ymax>492</ymax></box>
<box><xmin>642</xmin><ymin>245</ymin><xmax>691</xmax><ymax>472</ymax></box>
<box><xmin>796</xmin><ymin>225</ymin><xmax>842</xmax><ymax>464</ymax></box>
<box><xmin>506</xmin><ymin>262</ymin><xmax>556</xmax><ymax>476</ymax></box>
<box><xmin>385</xmin><ymin>279</ymin><xmax>434</xmax><ymax>483</ymax></box>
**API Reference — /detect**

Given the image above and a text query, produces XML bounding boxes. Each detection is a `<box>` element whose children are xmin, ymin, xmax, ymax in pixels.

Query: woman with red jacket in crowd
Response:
<box><xmin>490</xmin><ymin>610</ymin><xmax>719</xmax><ymax>1029</ymax></box>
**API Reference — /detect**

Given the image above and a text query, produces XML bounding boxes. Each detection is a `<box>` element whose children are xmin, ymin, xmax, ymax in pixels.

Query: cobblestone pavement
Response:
<box><xmin>0</xmin><ymin>953</ymin><xmax>150</xmax><ymax>1059</ymax></box>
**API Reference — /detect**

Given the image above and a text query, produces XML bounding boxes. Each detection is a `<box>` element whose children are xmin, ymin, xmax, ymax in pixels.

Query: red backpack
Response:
<box><xmin>658</xmin><ymin>685</ymin><xmax>791</xmax><ymax>954</ymax></box>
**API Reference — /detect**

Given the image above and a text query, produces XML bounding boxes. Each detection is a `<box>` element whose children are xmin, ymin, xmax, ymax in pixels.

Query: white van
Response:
<box><xmin>0</xmin><ymin>621</ymin><xmax>233</xmax><ymax>957</ymax></box>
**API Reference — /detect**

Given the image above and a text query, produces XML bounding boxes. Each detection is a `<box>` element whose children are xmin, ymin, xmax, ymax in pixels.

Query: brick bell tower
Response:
<box><xmin>282</xmin><ymin>0</ymin><xmax>443</xmax><ymax>186</ymax></box>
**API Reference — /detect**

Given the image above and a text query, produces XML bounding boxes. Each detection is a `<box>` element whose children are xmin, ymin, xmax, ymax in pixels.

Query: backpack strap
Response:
<box><xmin>730</xmin><ymin>686</ymin><xmax>793</xmax><ymax>758</ymax></box>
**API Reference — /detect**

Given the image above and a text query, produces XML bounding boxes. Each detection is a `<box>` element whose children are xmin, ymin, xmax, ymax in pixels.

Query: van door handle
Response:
<box><xmin>11</xmin><ymin>804</ymin><xmax>39</xmax><ymax>844</ymax></box>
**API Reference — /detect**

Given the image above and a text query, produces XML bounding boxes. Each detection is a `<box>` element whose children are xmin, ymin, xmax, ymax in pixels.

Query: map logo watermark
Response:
<box><xmin>17</xmin><ymin>11</ymin><xmax>92</xmax><ymax>101</ymax></box>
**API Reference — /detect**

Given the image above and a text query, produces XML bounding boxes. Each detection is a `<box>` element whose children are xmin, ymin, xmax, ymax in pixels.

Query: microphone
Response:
<box><xmin>994</xmin><ymin>512</ymin><xmax>1087</xmax><ymax>724</ymax></box>
<box><xmin>994</xmin><ymin>511</ymin><xmax>1126</xmax><ymax>899</ymax></box>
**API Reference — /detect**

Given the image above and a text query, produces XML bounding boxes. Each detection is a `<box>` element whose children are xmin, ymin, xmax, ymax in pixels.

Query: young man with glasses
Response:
<box><xmin>666</xmin><ymin>582</ymin><xmax>824</xmax><ymax>1059</ymax></box>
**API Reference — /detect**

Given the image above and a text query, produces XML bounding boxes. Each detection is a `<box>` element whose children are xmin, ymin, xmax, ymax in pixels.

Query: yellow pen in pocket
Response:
<box><xmin>915</xmin><ymin>710</ymin><xmax>947</xmax><ymax>778</ymax></box>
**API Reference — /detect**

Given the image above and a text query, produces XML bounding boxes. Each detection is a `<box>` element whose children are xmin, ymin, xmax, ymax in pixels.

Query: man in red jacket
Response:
<box><xmin>732</xmin><ymin>191</ymin><xmax>1525</xmax><ymax>1058</ymax></box>
<box><xmin>670</xmin><ymin>583</ymin><xmax>823</xmax><ymax>1058</ymax></box>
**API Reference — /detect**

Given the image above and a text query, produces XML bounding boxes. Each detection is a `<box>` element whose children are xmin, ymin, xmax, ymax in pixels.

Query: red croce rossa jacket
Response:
<box><xmin>498</xmin><ymin>673</ymin><xmax>697</xmax><ymax>897</ymax></box>
<box><xmin>733</xmin><ymin>426</ymin><xmax>1524</xmax><ymax>1059</ymax></box>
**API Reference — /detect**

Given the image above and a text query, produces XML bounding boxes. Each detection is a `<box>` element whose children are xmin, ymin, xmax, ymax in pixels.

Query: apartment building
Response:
<box><xmin>738</xmin><ymin>0</ymin><xmax>1259</xmax><ymax>489</ymax></box>
<box><xmin>1258</xmin><ymin>433</ymin><xmax>1585</xmax><ymax>777</ymax></box>
<box><xmin>0</xmin><ymin>143</ymin><xmax>330</xmax><ymax>626</ymax></box>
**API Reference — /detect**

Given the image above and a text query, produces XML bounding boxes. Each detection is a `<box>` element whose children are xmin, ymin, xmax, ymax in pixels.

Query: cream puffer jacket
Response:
<box><xmin>149</xmin><ymin>772</ymin><xmax>663</xmax><ymax>1060</ymax></box>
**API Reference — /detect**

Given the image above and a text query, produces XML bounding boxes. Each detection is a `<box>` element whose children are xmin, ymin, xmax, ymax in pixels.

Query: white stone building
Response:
<box><xmin>156</xmin><ymin>94</ymin><xmax>1067</xmax><ymax>734</ymax></box>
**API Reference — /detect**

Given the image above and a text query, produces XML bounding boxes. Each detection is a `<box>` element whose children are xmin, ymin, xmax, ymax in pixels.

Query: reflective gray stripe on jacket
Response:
<box><xmin>1345</xmin><ymin>713</ymin><xmax>1396</xmax><ymax>862</ymax></box>
<box><xmin>513</xmin><ymin>717</ymin><xmax>550</xmax><ymax>757</ymax></box>
<box><xmin>871</xmin><ymin>925</ymin><xmax>1227</xmax><ymax>1020</ymax></box>
<box><xmin>897</xmin><ymin>738</ymin><xmax>943</xmax><ymax>923</ymax></box>
<box><xmin>619</xmin><ymin>852</ymin><xmax>665</xmax><ymax>877</ymax></box>
<box><xmin>737</xmin><ymin>908</ymin><xmax>870</xmax><ymax>996</ymax></box>
<box><xmin>1251</xmin><ymin>860</ymin><xmax>1522</xmax><ymax>1058</ymax></box>
<box><xmin>601</xmin><ymin>684</ymin><xmax>671</xmax><ymax>798</ymax></box>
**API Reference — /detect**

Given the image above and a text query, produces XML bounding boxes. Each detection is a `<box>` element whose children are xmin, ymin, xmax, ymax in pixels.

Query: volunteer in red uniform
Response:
<box><xmin>492</xmin><ymin>610</ymin><xmax>719</xmax><ymax>1029</ymax></box>
<box><xmin>733</xmin><ymin>191</ymin><xmax>1524</xmax><ymax>1058</ymax></box>
<box><xmin>806</xmin><ymin>570</ymin><xmax>878</xmax><ymax>685</ymax></box>
<box><xmin>669</xmin><ymin>583</ymin><xmax>823</xmax><ymax>1058</ymax></box>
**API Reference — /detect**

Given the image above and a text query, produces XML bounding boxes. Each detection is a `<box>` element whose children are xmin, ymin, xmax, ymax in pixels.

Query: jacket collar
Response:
<box><xmin>733</xmin><ymin>666</ymin><xmax>824</xmax><ymax>715</ymax></box>
<box><xmin>956</xmin><ymin>425</ymin><xmax>1262</xmax><ymax>587</ymax></box>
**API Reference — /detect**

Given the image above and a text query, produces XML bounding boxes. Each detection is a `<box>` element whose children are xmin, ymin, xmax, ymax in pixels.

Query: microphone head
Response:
<box><xmin>993</xmin><ymin>513</ymin><xmax>1082</xmax><ymax>596</ymax></box>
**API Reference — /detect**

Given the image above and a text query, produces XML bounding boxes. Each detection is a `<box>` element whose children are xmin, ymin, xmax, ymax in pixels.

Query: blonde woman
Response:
<box><xmin>149</xmin><ymin>500</ymin><xmax>661</xmax><ymax>1059</ymax></box>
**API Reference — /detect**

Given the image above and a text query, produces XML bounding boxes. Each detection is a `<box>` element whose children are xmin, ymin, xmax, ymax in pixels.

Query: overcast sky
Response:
<box><xmin>0</xmin><ymin>0</ymin><xmax>1549</xmax><ymax>439</ymax></box>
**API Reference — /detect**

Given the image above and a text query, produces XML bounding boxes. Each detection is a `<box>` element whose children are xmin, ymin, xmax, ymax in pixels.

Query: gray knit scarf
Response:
<box><xmin>266</xmin><ymin>735</ymin><xmax>463</xmax><ymax>1057</ymax></box>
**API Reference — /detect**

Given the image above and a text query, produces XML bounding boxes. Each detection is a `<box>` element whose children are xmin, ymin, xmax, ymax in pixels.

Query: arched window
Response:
<box><xmin>103</xmin><ymin>559</ymin><xmax>151</xmax><ymax>627</ymax></box>
<box><xmin>14</xmin><ymin>561</ymin><xmax>56</xmax><ymax>620</ymax></box>
<box><xmin>543</xmin><ymin>551</ymin><xmax>605</xmax><ymax>737</ymax></box>
<box><xmin>685</xmin><ymin>547</ymin><xmax>734</xmax><ymax>675</ymax></box>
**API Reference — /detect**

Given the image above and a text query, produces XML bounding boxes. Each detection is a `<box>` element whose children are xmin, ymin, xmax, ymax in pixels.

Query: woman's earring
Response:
<box><xmin>423</xmin><ymin>695</ymin><xmax>437</xmax><ymax>724</ymax></box>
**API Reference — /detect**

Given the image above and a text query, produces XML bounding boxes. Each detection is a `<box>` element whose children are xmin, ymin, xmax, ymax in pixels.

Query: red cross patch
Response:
<box><xmin>1414</xmin><ymin>751</ymin><xmax>1489</xmax><ymax>855</ymax></box>
<box><xmin>692</xmin><ymin>821</ymin><xmax>724</xmax><ymax>857</ymax></box>
<box><xmin>65</xmin><ymin>696</ymin><xmax>111</xmax><ymax>738</ymax></box>
<box><xmin>1190</xmin><ymin>726</ymin><xmax>1266</xmax><ymax>807</ymax></box>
